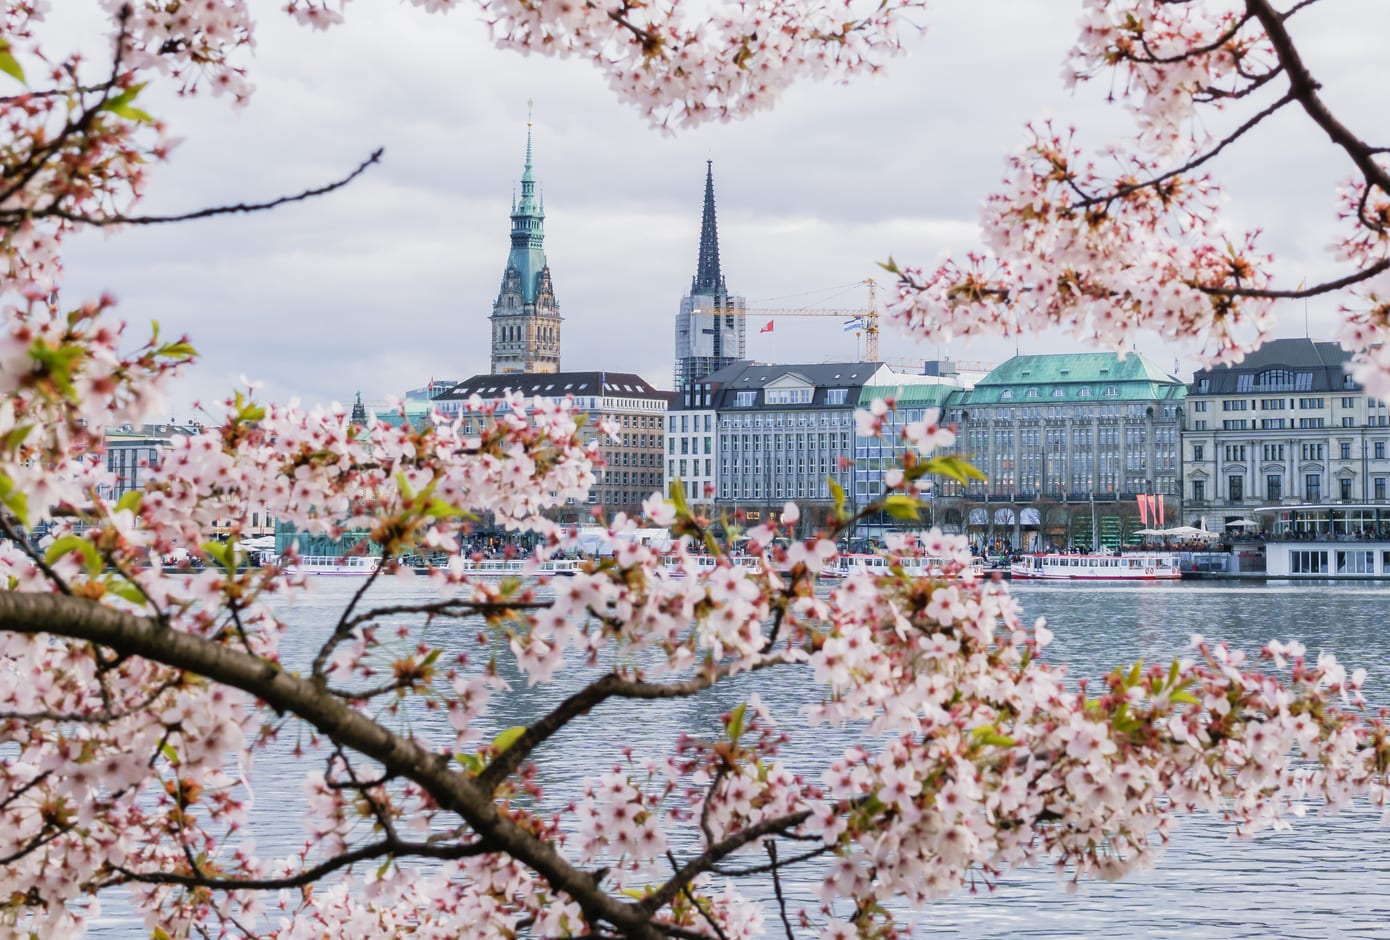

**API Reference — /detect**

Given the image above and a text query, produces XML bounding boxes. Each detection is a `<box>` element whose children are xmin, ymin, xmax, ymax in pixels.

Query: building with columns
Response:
<box><xmin>1182</xmin><ymin>337</ymin><xmax>1390</xmax><ymax>526</ymax></box>
<box><xmin>673</xmin><ymin>161</ymin><xmax>746</xmax><ymax>391</ymax></box>
<box><xmin>489</xmin><ymin>121</ymin><xmax>562</xmax><ymax>375</ymax></box>
<box><xmin>932</xmin><ymin>352</ymin><xmax>1185</xmax><ymax>551</ymax></box>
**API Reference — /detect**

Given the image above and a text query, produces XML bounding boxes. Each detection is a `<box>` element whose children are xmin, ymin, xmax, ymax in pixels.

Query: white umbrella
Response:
<box><xmin>1162</xmin><ymin>525</ymin><xmax>1215</xmax><ymax>539</ymax></box>
<box><xmin>1225</xmin><ymin>519</ymin><xmax>1260</xmax><ymax>529</ymax></box>
<box><xmin>1135</xmin><ymin>528</ymin><xmax>1165</xmax><ymax>536</ymax></box>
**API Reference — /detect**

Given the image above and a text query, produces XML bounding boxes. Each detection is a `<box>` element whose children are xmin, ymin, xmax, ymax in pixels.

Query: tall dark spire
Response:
<box><xmin>692</xmin><ymin>160</ymin><xmax>725</xmax><ymax>296</ymax></box>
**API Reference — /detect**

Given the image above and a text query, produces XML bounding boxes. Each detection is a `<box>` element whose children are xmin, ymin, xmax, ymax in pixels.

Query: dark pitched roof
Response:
<box><xmin>433</xmin><ymin>371</ymin><xmax>668</xmax><ymax>401</ymax></box>
<box><xmin>700</xmin><ymin>361</ymin><xmax>885</xmax><ymax>409</ymax></box>
<box><xmin>1189</xmin><ymin>338</ymin><xmax>1355</xmax><ymax>395</ymax></box>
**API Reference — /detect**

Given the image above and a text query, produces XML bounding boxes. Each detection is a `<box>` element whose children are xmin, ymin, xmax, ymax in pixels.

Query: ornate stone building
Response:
<box><xmin>1182</xmin><ymin>337</ymin><xmax>1390</xmax><ymax>526</ymax></box>
<box><xmin>490</xmin><ymin>122</ymin><xmax>561</xmax><ymax>374</ymax></box>
<box><xmin>673</xmin><ymin>161</ymin><xmax>745</xmax><ymax>391</ymax></box>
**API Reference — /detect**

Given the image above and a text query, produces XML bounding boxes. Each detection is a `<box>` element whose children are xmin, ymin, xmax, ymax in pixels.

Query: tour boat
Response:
<box><xmin>820</xmin><ymin>553</ymin><xmax>986</xmax><ymax>581</ymax></box>
<box><xmin>658</xmin><ymin>554</ymin><xmax>763</xmax><ymax>578</ymax></box>
<box><xmin>1008</xmin><ymin>552</ymin><xmax>1181</xmax><ymax>581</ymax></box>
<box><xmin>279</xmin><ymin>555</ymin><xmax>384</xmax><ymax>577</ymax></box>
<box><xmin>452</xmin><ymin>557</ymin><xmax>581</xmax><ymax>578</ymax></box>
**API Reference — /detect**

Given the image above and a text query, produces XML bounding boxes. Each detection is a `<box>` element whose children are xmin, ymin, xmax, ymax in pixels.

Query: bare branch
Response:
<box><xmin>35</xmin><ymin>149</ymin><xmax>386</xmax><ymax>228</ymax></box>
<box><xmin>113</xmin><ymin>836</ymin><xmax>492</xmax><ymax>891</ymax></box>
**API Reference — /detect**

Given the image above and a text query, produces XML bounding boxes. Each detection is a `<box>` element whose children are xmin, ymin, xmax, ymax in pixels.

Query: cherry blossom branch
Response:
<box><xmin>0</xmin><ymin>590</ymin><xmax>669</xmax><ymax>939</ymax></box>
<box><xmin>1071</xmin><ymin>90</ymin><xmax>1295</xmax><ymax>212</ymax></box>
<box><xmin>1198</xmin><ymin>256</ymin><xmax>1390</xmax><ymax>297</ymax></box>
<box><xmin>1247</xmin><ymin>0</ymin><xmax>1390</xmax><ymax>196</ymax></box>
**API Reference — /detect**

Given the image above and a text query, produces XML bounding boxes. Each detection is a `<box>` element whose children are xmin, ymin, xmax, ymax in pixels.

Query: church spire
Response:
<box><xmin>693</xmin><ymin>159</ymin><xmax>724</xmax><ymax>296</ymax></box>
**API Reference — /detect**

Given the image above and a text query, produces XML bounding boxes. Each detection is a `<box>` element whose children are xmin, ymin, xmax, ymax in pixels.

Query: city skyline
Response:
<box><xmin>52</xmin><ymin>1</ymin><xmax>1389</xmax><ymax>416</ymax></box>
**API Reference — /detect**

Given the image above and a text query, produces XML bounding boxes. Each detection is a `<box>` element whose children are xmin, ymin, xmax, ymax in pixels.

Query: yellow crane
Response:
<box><xmin>691</xmin><ymin>278</ymin><xmax>882</xmax><ymax>362</ymax></box>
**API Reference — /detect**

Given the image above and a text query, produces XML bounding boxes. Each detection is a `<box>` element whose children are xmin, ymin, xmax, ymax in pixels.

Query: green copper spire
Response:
<box><xmin>507</xmin><ymin>112</ymin><xmax>547</xmax><ymax>304</ymax></box>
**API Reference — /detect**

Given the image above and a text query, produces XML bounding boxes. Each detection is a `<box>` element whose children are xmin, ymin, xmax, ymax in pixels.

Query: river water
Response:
<box><xmin>91</xmin><ymin>579</ymin><xmax>1390</xmax><ymax>938</ymax></box>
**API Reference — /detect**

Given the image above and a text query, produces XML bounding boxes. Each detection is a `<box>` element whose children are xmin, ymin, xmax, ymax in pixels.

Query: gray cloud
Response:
<box><xmin>56</xmin><ymin>0</ymin><xmax>1387</xmax><ymax>411</ymax></box>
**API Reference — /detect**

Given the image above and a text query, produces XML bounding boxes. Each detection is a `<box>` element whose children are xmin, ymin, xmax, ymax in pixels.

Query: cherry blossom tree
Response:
<box><xmin>2</xmin><ymin>2</ymin><xmax>1390</xmax><ymax>938</ymax></box>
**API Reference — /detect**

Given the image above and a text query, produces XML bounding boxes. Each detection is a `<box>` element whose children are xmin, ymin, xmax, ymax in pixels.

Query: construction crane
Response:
<box><xmin>691</xmin><ymin>278</ymin><xmax>882</xmax><ymax>361</ymax></box>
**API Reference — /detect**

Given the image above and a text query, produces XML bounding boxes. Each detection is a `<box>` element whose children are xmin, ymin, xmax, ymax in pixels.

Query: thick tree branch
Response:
<box><xmin>0</xmin><ymin>591</ymin><xmax>665</xmax><ymax>939</ymax></box>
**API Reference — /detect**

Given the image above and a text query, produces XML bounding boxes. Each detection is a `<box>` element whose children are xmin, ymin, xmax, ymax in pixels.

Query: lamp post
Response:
<box><xmin>1090</xmin><ymin>488</ymin><xmax>1098</xmax><ymax>551</ymax></box>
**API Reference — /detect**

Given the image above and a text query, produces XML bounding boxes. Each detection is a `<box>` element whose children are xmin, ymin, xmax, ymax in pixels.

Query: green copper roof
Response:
<box><xmin>857</xmin><ymin>384</ymin><xmax>955</xmax><ymax>407</ymax></box>
<box><xmin>507</xmin><ymin>122</ymin><xmax>547</xmax><ymax>304</ymax></box>
<box><xmin>978</xmin><ymin>352</ymin><xmax>1176</xmax><ymax>386</ymax></box>
<box><xmin>960</xmin><ymin>352</ymin><xmax>1185</xmax><ymax>405</ymax></box>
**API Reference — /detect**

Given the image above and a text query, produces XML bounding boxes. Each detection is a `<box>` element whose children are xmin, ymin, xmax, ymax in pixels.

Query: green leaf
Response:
<box><xmin>977</xmin><ymin>732</ymin><xmax>1017</xmax><ymax>748</ymax></box>
<box><xmin>201</xmin><ymin>541</ymin><xmax>236</xmax><ymax>571</ymax></box>
<box><xmin>421</xmin><ymin>648</ymin><xmax>442</xmax><ymax>668</ymax></box>
<box><xmin>0</xmin><ymin>472</ymin><xmax>29</xmax><ymax>526</ymax></box>
<box><xmin>45</xmin><ymin>535</ymin><xmax>101</xmax><ymax>576</ymax></box>
<box><xmin>1169</xmin><ymin>689</ymin><xmax>1200</xmax><ymax>706</ymax></box>
<box><xmin>0</xmin><ymin>41</ymin><xmax>25</xmax><ymax>85</ymax></box>
<box><xmin>29</xmin><ymin>340</ymin><xmax>84</xmax><ymax>399</ymax></box>
<box><xmin>105</xmin><ymin>579</ymin><xmax>148</xmax><ymax>606</ymax></box>
<box><xmin>231</xmin><ymin>390</ymin><xmax>266</xmax><ymax>424</ymax></box>
<box><xmin>877</xmin><ymin>256</ymin><xmax>900</xmax><ymax>275</ymax></box>
<box><xmin>457</xmin><ymin>752</ymin><xmax>484</xmax><ymax>775</ymax></box>
<box><xmin>1126</xmin><ymin>659</ymin><xmax>1143</xmax><ymax>689</ymax></box>
<box><xmin>155</xmin><ymin>340</ymin><xmax>197</xmax><ymax>363</ymax></box>
<box><xmin>828</xmin><ymin>477</ymin><xmax>846</xmax><ymax>522</ymax></box>
<box><xmin>882</xmin><ymin>493</ymin><xmax>922</xmax><ymax>521</ymax></box>
<box><xmin>2</xmin><ymin>424</ymin><xmax>32</xmax><ymax>452</ymax></box>
<box><xmin>668</xmin><ymin>478</ymin><xmax>689</xmax><ymax>515</ymax></box>
<box><xmin>923</xmin><ymin>454</ymin><xmax>987</xmax><ymax>484</ymax></box>
<box><xmin>726</xmin><ymin>702</ymin><xmax>747</xmax><ymax>744</ymax></box>
<box><xmin>98</xmin><ymin>83</ymin><xmax>153</xmax><ymax>123</ymax></box>
<box><xmin>160</xmin><ymin>742</ymin><xmax>179</xmax><ymax>764</ymax></box>
<box><xmin>491</xmin><ymin>726</ymin><xmax>526</xmax><ymax>756</ymax></box>
<box><xmin>115</xmin><ymin>490</ymin><xmax>143</xmax><ymax>514</ymax></box>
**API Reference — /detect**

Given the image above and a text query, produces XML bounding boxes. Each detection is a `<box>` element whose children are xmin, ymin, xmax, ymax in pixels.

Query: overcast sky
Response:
<box><xmin>55</xmin><ymin>1</ymin><xmax>1386</xmax><ymax>418</ymax></box>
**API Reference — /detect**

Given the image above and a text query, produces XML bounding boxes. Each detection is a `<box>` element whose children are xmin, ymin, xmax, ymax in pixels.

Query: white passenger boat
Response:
<box><xmin>453</xmin><ymin>558</ymin><xmax>581</xmax><ymax>578</ymax></box>
<box><xmin>658</xmin><ymin>554</ymin><xmax>762</xmax><ymax>578</ymax></box>
<box><xmin>1009</xmin><ymin>552</ymin><xmax>1181</xmax><ymax>581</ymax></box>
<box><xmin>820</xmin><ymin>553</ymin><xmax>985</xmax><ymax>580</ymax></box>
<box><xmin>279</xmin><ymin>554</ymin><xmax>384</xmax><ymax>577</ymax></box>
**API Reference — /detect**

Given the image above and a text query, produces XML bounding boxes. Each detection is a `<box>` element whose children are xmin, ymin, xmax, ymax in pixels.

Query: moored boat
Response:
<box><xmin>1009</xmin><ymin>552</ymin><xmax>1180</xmax><ymax>581</ymax></box>
<box><xmin>820</xmin><ymin>553</ymin><xmax>985</xmax><ymax>581</ymax></box>
<box><xmin>451</xmin><ymin>557</ymin><xmax>581</xmax><ymax>578</ymax></box>
<box><xmin>279</xmin><ymin>554</ymin><xmax>383</xmax><ymax>577</ymax></box>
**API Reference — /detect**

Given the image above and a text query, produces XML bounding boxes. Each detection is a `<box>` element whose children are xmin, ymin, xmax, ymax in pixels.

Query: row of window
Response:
<box><xmin>1192</xmin><ymin>476</ymin><xmax>1390</xmax><ymax>503</ymax></box>
<box><xmin>732</xmin><ymin>388</ymin><xmax>850</xmax><ymax>407</ymax></box>
<box><xmin>1195</xmin><ymin>441</ymin><xmax>1389</xmax><ymax>461</ymax></box>
<box><xmin>1288</xmin><ymin>550</ymin><xmax>1390</xmax><ymax>575</ymax></box>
